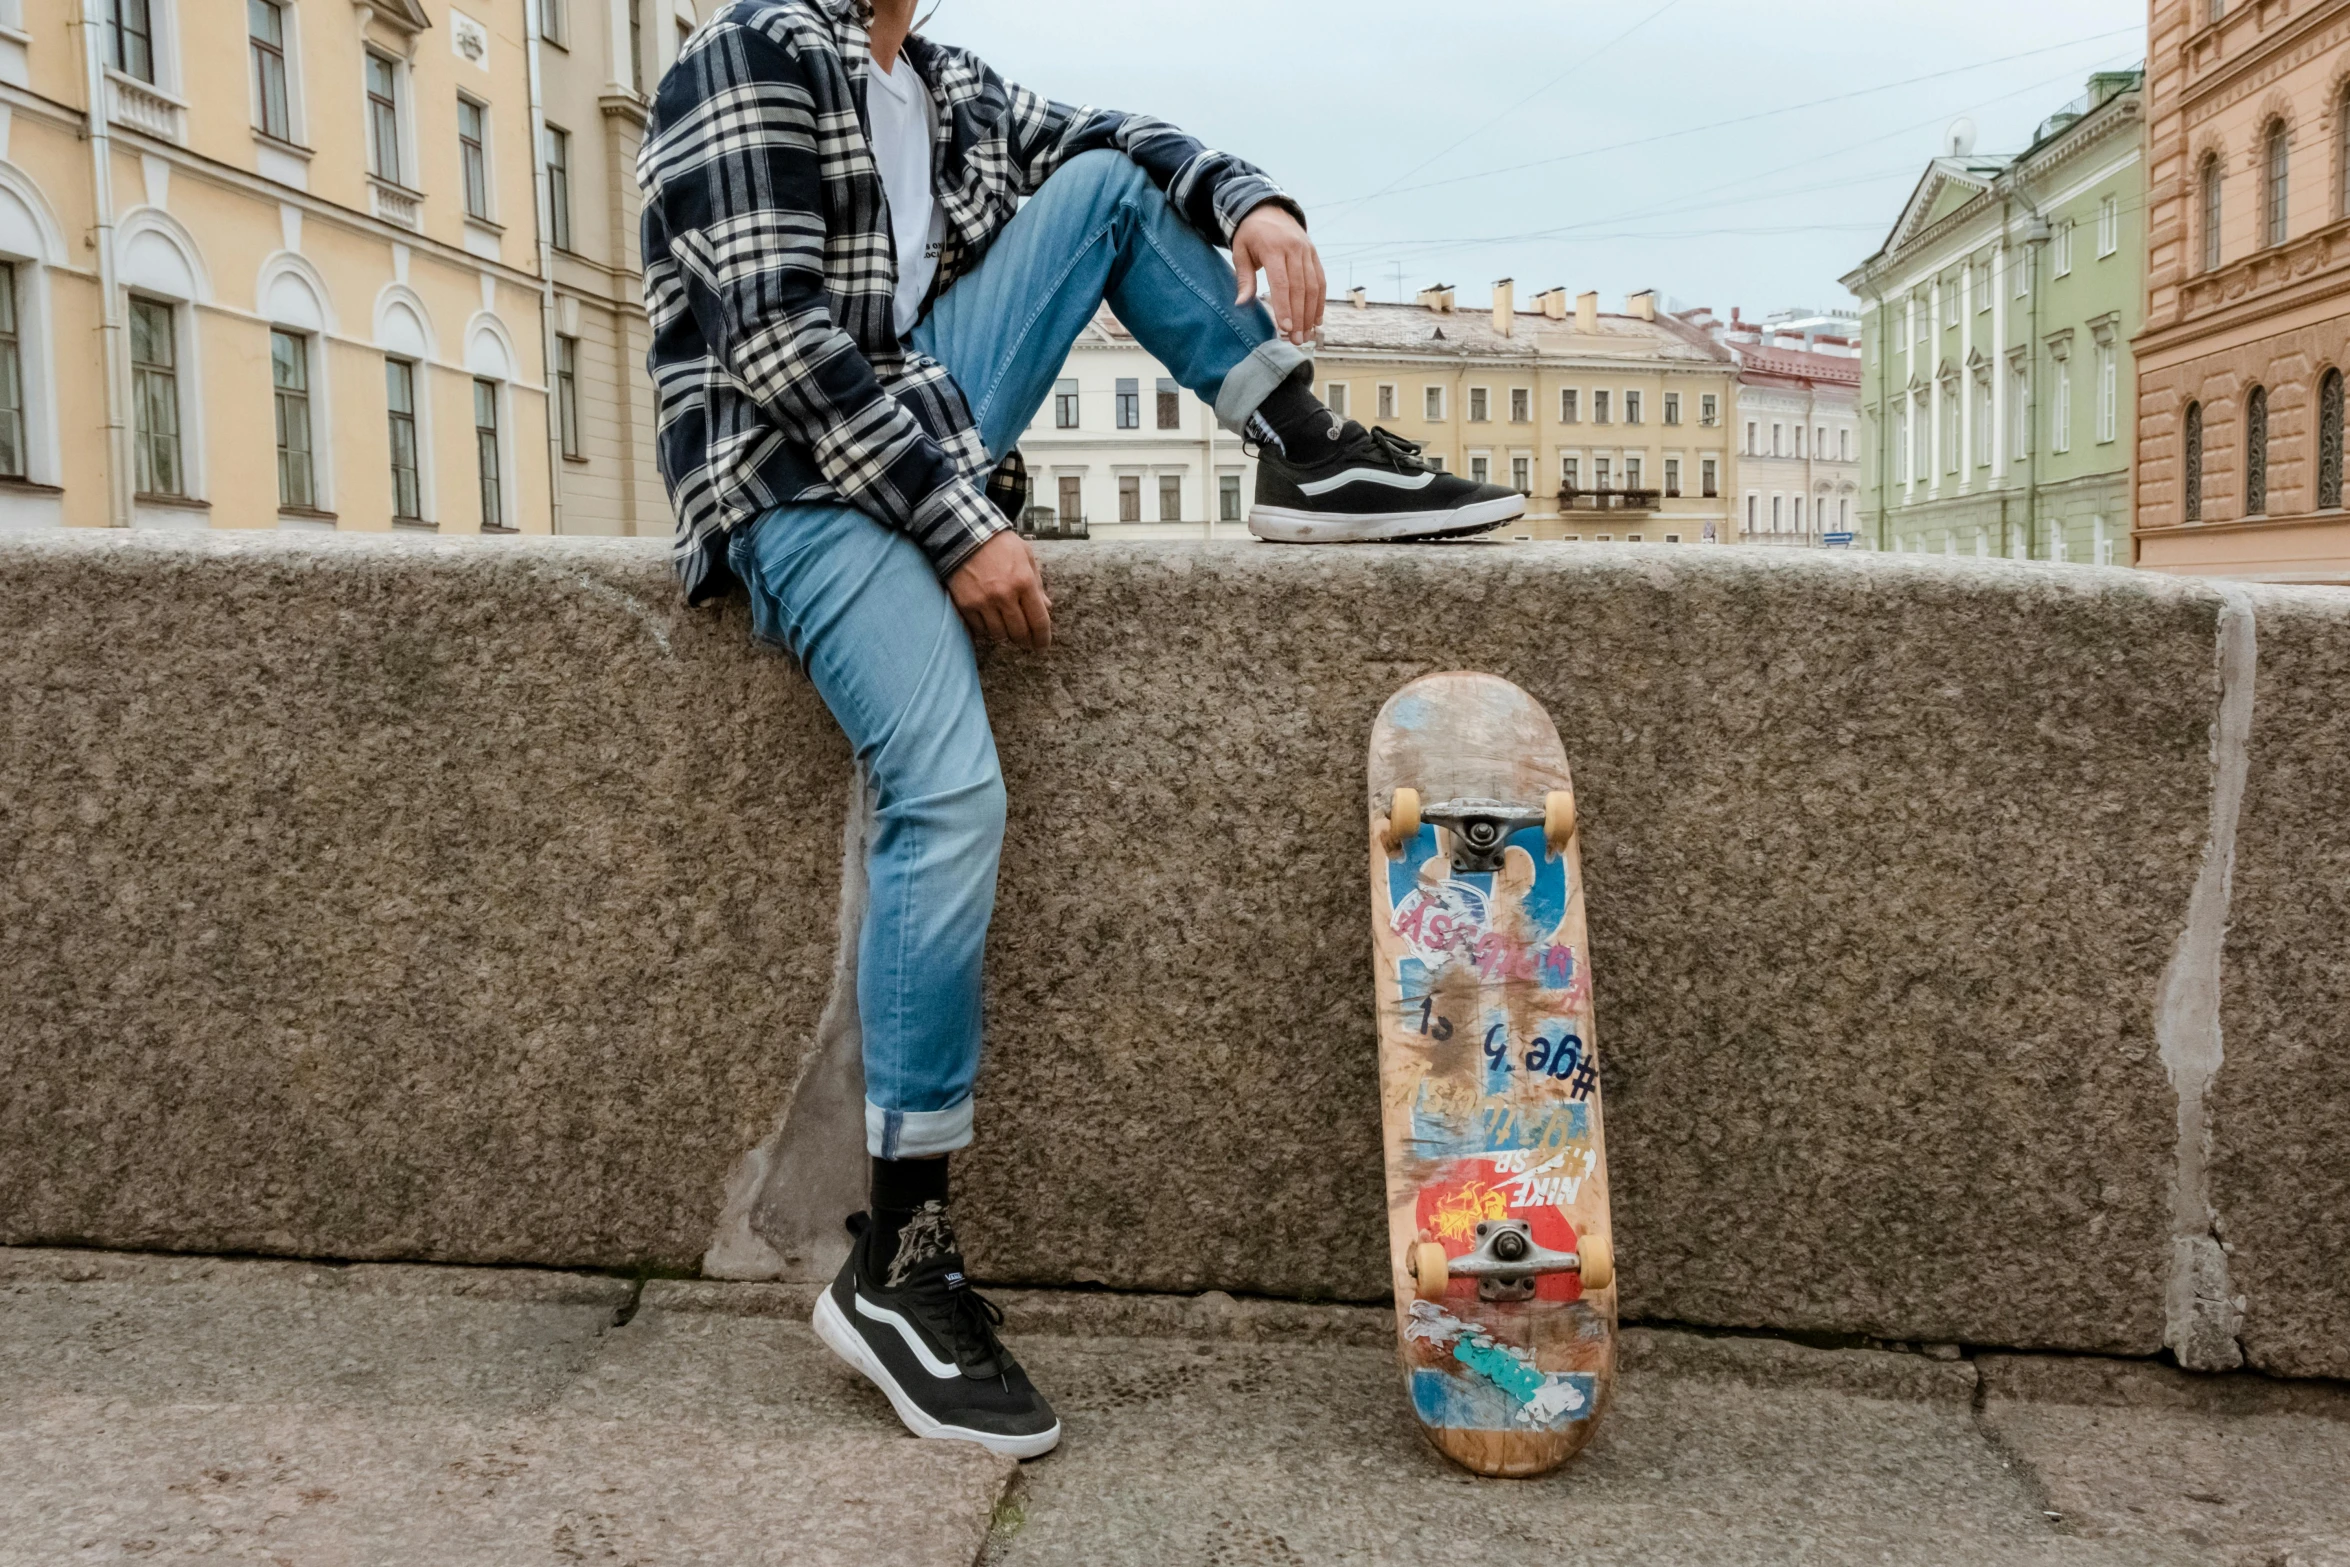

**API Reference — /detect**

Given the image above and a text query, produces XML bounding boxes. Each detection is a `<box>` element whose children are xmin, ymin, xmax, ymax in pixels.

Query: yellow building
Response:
<box><xmin>0</xmin><ymin>0</ymin><xmax>690</xmax><ymax>536</ymax></box>
<box><xmin>1315</xmin><ymin>283</ymin><xmax>1739</xmax><ymax>543</ymax></box>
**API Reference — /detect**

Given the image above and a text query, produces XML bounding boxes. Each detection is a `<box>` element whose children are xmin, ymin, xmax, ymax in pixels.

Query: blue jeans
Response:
<box><xmin>729</xmin><ymin>150</ymin><xmax>1304</xmax><ymax>1158</ymax></box>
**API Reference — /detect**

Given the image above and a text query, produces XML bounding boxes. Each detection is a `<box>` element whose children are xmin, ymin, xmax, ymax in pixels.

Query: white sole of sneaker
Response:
<box><xmin>1246</xmin><ymin>492</ymin><xmax>1527</xmax><ymax>543</ymax></box>
<box><xmin>811</xmin><ymin>1286</ymin><xmax>1064</xmax><ymax>1460</ymax></box>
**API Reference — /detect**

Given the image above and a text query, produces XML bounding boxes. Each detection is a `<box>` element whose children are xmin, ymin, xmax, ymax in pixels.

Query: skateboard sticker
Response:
<box><xmin>1405</xmin><ymin>1302</ymin><xmax>1599</xmax><ymax>1431</ymax></box>
<box><xmin>1385</xmin><ymin>827</ymin><xmax>1581</xmax><ymax>1000</ymax></box>
<box><xmin>1414</xmin><ymin>1160</ymin><xmax>1588</xmax><ymax>1303</ymax></box>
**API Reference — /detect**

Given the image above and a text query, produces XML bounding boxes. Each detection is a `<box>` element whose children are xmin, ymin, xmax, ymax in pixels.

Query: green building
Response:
<box><xmin>1841</xmin><ymin>73</ymin><xmax>2144</xmax><ymax>563</ymax></box>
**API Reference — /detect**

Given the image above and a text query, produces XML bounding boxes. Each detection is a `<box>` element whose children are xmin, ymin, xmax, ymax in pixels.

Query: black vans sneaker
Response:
<box><xmin>811</xmin><ymin>1206</ymin><xmax>1061</xmax><ymax>1460</ymax></box>
<box><xmin>1249</xmin><ymin>422</ymin><xmax>1526</xmax><ymax>542</ymax></box>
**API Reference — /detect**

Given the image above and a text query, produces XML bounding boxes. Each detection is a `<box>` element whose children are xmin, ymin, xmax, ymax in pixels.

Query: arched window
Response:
<box><xmin>2184</xmin><ymin>400</ymin><xmax>2204</xmax><ymax>522</ymax></box>
<box><xmin>2247</xmin><ymin>386</ymin><xmax>2270</xmax><ymax>516</ymax></box>
<box><xmin>2202</xmin><ymin>153</ymin><xmax>2223</xmax><ymax>272</ymax></box>
<box><xmin>2321</xmin><ymin>369</ymin><xmax>2345</xmax><ymax>510</ymax></box>
<box><xmin>2265</xmin><ymin>120</ymin><xmax>2291</xmax><ymax>248</ymax></box>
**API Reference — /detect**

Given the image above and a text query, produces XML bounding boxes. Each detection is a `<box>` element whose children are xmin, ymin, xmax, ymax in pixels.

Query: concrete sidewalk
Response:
<box><xmin>4</xmin><ymin>1249</ymin><xmax>2344</xmax><ymax>1566</ymax></box>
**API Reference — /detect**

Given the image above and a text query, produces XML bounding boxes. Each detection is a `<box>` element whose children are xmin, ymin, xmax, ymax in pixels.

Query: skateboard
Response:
<box><xmin>1366</xmin><ymin>672</ymin><xmax>1616</xmax><ymax>1478</ymax></box>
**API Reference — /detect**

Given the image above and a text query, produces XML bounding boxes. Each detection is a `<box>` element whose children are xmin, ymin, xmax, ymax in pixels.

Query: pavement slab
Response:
<box><xmin>4</xmin><ymin>1250</ymin><xmax>2346</xmax><ymax>1566</ymax></box>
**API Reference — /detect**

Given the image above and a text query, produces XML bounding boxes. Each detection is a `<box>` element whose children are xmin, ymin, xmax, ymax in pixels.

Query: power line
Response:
<box><xmin>1331</xmin><ymin>0</ymin><xmax>1692</xmax><ymax>215</ymax></box>
<box><xmin>1311</xmin><ymin>24</ymin><xmax>2143</xmax><ymax>212</ymax></box>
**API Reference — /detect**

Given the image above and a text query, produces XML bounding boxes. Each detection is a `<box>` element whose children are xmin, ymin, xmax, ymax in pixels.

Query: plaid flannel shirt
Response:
<box><xmin>638</xmin><ymin>0</ymin><xmax>1300</xmax><ymax>602</ymax></box>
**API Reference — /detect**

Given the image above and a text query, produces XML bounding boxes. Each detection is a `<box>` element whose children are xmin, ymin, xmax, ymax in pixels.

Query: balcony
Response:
<box><xmin>106</xmin><ymin>69</ymin><xmax>186</xmax><ymax>143</ymax></box>
<box><xmin>1556</xmin><ymin>486</ymin><xmax>1663</xmax><ymax>513</ymax></box>
<box><xmin>1019</xmin><ymin>508</ymin><xmax>1090</xmax><ymax>540</ymax></box>
<box><xmin>369</xmin><ymin>176</ymin><xmax>423</xmax><ymax>230</ymax></box>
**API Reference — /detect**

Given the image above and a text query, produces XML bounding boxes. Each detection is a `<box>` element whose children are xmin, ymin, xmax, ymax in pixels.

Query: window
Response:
<box><xmin>1157</xmin><ymin>378</ymin><xmax>1181</xmax><ymax>430</ymax></box>
<box><xmin>542</xmin><ymin>0</ymin><xmax>568</xmax><ymax>47</ymax></box>
<box><xmin>1511</xmin><ymin>455</ymin><xmax>1530</xmax><ymax>492</ymax></box>
<box><xmin>1428</xmin><ymin>454</ymin><xmax>1448</xmax><ymax>473</ymax></box>
<box><xmin>1746</xmin><ymin>494</ymin><xmax>1757</xmax><ymax>530</ymax></box>
<box><xmin>1376</xmin><ymin>384</ymin><xmax>1396</xmax><ymax>419</ymax></box>
<box><xmin>556</xmin><ymin>334</ymin><xmax>581</xmax><ymax>459</ymax></box>
<box><xmin>2265</xmin><ymin>120</ymin><xmax>2290</xmax><ymax>248</ymax></box>
<box><xmin>1773</xmin><ymin>422</ymin><xmax>1784</xmax><ymax>457</ymax></box>
<box><xmin>2053</xmin><ymin>220</ymin><xmax>2073</xmax><ymax>277</ymax></box>
<box><xmin>1625</xmin><ymin>390</ymin><xmax>1643</xmax><ymax>425</ymax></box>
<box><xmin>1116</xmin><ymin>378</ymin><xmax>1139</xmax><ymax>430</ymax></box>
<box><xmin>1468</xmin><ymin>387</ymin><xmax>1489</xmax><ymax>422</ymax></box>
<box><xmin>1975</xmin><ymin>373</ymin><xmax>1993</xmax><ymax>467</ymax></box>
<box><xmin>1593</xmin><ymin>390</ymin><xmax>1611</xmax><ymax>424</ymax></box>
<box><xmin>1054</xmin><ymin>378</ymin><xmax>1079</xmax><ymax>429</ymax></box>
<box><xmin>1424</xmin><ymin>386</ymin><xmax>1445</xmax><ymax>421</ymax></box>
<box><xmin>2246</xmin><ymin>386</ymin><xmax>2269</xmax><ymax>515</ymax></box>
<box><xmin>111</xmin><ymin>0</ymin><xmax>155</xmax><ymax>82</ymax></box>
<box><xmin>474</xmin><ymin>377</ymin><xmax>503</xmax><ymax>529</ymax></box>
<box><xmin>1772</xmin><ymin>495</ymin><xmax>1783</xmax><ymax>530</ymax></box>
<box><xmin>2098</xmin><ymin>194</ymin><xmax>2119</xmax><ymax>258</ymax></box>
<box><xmin>130</xmin><ymin>297</ymin><xmax>182</xmax><ymax>497</ymax></box>
<box><xmin>1745</xmin><ymin>420</ymin><xmax>1758</xmax><ymax>456</ymax></box>
<box><xmin>2013</xmin><ymin>246</ymin><xmax>2030</xmax><ymax>298</ymax></box>
<box><xmin>2184</xmin><ymin>400</ymin><xmax>2203</xmax><ymax>522</ymax></box>
<box><xmin>2096</xmin><ymin>342</ymin><xmax>2117</xmax><ymax>444</ymax></box>
<box><xmin>1663</xmin><ymin>457</ymin><xmax>1680</xmax><ymax>496</ymax></box>
<box><xmin>1977</xmin><ymin>256</ymin><xmax>1993</xmax><ymax>313</ymax></box>
<box><xmin>271</xmin><ymin>329</ymin><xmax>315</xmax><ymax>510</ymax></box>
<box><xmin>2052</xmin><ymin>355</ymin><xmax>2072</xmax><ymax>454</ymax></box>
<box><xmin>2009</xmin><ymin>362</ymin><xmax>2030</xmax><ymax>458</ymax></box>
<box><xmin>2322</xmin><ymin>369</ymin><xmax>2345</xmax><ymax>510</ymax></box>
<box><xmin>1896</xmin><ymin>406</ymin><xmax>1909</xmax><ymax>483</ymax></box>
<box><xmin>1470</xmin><ymin>455</ymin><xmax>1489</xmax><ymax>483</ymax></box>
<box><xmin>387</xmin><ymin>358</ymin><xmax>422</xmax><ymax>521</ymax></box>
<box><xmin>1058</xmin><ymin>475</ymin><xmax>1082</xmax><ymax>522</ymax></box>
<box><xmin>1794</xmin><ymin>496</ymin><xmax>1805</xmax><ymax>531</ymax></box>
<box><xmin>366</xmin><ymin>52</ymin><xmax>404</xmax><ymax>184</ymax></box>
<box><xmin>1219</xmin><ymin>473</ymin><xmax>1241</xmax><ymax>522</ymax></box>
<box><xmin>1509</xmin><ymin>388</ymin><xmax>1529</xmax><ymax>423</ymax></box>
<box><xmin>1560</xmin><ymin>389</ymin><xmax>1579</xmax><ymax>423</ymax></box>
<box><xmin>1625</xmin><ymin>457</ymin><xmax>1642</xmax><ymax>490</ymax></box>
<box><xmin>1700</xmin><ymin>393</ymin><xmax>1718</xmax><ymax>426</ymax></box>
<box><xmin>1158</xmin><ymin>474</ymin><xmax>1181</xmax><ymax>522</ymax></box>
<box><xmin>1117</xmin><ymin>474</ymin><xmax>1140</xmax><ymax>522</ymax></box>
<box><xmin>1794</xmin><ymin>426</ymin><xmax>1805</xmax><ymax>459</ymax></box>
<box><xmin>0</xmin><ymin>265</ymin><xmax>21</xmax><ymax>480</ymax></box>
<box><xmin>1560</xmin><ymin>456</ymin><xmax>1578</xmax><ymax>489</ymax></box>
<box><xmin>1701</xmin><ymin>456</ymin><xmax>1717</xmax><ymax>497</ymax></box>
<box><xmin>2202</xmin><ymin>153</ymin><xmax>2223</xmax><ymax>272</ymax></box>
<box><xmin>1663</xmin><ymin>392</ymin><xmax>1681</xmax><ymax>426</ymax></box>
<box><xmin>250</xmin><ymin>0</ymin><xmax>292</xmax><ymax>142</ymax></box>
<box><xmin>545</xmin><ymin>125</ymin><xmax>573</xmax><ymax>250</ymax></box>
<box><xmin>1839</xmin><ymin>428</ymin><xmax>1851</xmax><ymax>461</ymax></box>
<box><xmin>1326</xmin><ymin>382</ymin><xmax>1349</xmax><ymax>419</ymax></box>
<box><xmin>458</xmin><ymin>99</ymin><xmax>491</xmax><ymax>220</ymax></box>
<box><xmin>1593</xmin><ymin>457</ymin><xmax>1611</xmax><ymax>488</ymax></box>
<box><xmin>629</xmin><ymin>0</ymin><xmax>643</xmax><ymax>94</ymax></box>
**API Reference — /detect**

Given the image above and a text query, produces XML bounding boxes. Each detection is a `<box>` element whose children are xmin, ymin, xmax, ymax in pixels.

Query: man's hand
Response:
<box><xmin>949</xmin><ymin>530</ymin><xmax>1053</xmax><ymax>651</ymax></box>
<box><xmin>1233</xmin><ymin>205</ymin><xmax>1325</xmax><ymax>347</ymax></box>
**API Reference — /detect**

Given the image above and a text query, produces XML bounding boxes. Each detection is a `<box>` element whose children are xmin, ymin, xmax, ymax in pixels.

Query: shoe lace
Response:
<box><xmin>939</xmin><ymin>1284</ymin><xmax>1008</xmax><ymax>1367</ymax></box>
<box><xmin>1363</xmin><ymin>425</ymin><xmax>1432</xmax><ymax>473</ymax></box>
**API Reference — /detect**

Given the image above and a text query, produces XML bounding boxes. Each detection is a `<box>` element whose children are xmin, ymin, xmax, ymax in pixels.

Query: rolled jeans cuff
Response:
<box><xmin>868</xmin><ymin>1097</ymin><xmax>975</xmax><ymax>1159</ymax></box>
<box><xmin>1213</xmin><ymin>338</ymin><xmax>1312</xmax><ymax>435</ymax></box>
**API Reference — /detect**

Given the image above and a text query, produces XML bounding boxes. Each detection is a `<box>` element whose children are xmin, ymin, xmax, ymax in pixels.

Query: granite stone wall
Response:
<box><xmin>2</xmin><ymin>531</ymin><xmax>2341</xmax><ymax>1371</ymax></box>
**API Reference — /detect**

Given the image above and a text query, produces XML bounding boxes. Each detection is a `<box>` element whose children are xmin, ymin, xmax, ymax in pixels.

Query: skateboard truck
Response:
<box><xmin>1382</xmin><ymin>789</ymin><xmax>1577</xmax><ymax>869</ymax></box>
<box><xmin>1411</xmin><ymin>1220</ymin><xmax>1614</xmax><ymax>1303</ymax></box>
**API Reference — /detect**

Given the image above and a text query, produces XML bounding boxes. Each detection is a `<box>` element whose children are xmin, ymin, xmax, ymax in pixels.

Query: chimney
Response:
<box><xmin>1350</xmin><ymin>286</ymin><xmax>1368</xmax><ymax>310</ymax></box>
<box><xmin>1575</xmin><ymin>291</ymin><xmax>1599</xmax><ymax>332</ymax></box>
<box><xmin>1416</xmin><ymin>283</ymin><xmax>1456</xmax><ymax>313</ymax></box>
<box><xmin>1492</xmin><ymin>278</ymin><xmax>1515</xmax><ymax>338</ymax></box>
<box><xmin>1535</xmin><ymin>288</ymin><xmax>1569</xmax><ymax>320</ymax></box>
<box><xmin>1627</xmin><ymin>289</ymin><xmax>1657</xmax><ymax>322</ymax></box>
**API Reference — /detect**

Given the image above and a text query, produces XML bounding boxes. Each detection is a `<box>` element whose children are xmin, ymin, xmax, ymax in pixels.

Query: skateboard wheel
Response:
<box><xmin>1385</xmin><ymin>788</ymin><xmax>1423</xmax><ymax>855</ymax></box>
<box><xmin>1411</xmin><ymin>1241</ymin><xmax>1450</xmax><ymax>1302</ymax></box>
<box><xmin>1544</xmin><ymin>790</ymin><xmax>1576</xmax><ymax>856</ymax></box>
<box><xmin>1576</xmin><ymin>1232</ymin><xmax>1613</xmax><ymax>1292</ymax></box>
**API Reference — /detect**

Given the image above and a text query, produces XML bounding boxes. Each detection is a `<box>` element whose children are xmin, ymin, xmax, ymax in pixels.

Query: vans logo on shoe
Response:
<box><xmin>1297</xmin><ymin>468</ymin><xmax>1438</xmax><ymax>497</ymax></box>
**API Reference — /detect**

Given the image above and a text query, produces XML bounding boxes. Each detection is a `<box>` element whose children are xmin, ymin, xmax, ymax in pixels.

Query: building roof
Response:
<box><xmin>1728</xmin><ymin>340</ymin><xmax>1863</xmax><ymax>389</ymax></box>
<box><xmin>1080</xmin><ymin>300</ymin><xmax>1731</xmax><ymax>367</ymax></box>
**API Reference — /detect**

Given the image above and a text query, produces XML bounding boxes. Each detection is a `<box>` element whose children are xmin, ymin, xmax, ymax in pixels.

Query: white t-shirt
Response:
<box><xmin>867</xmin><ymin>52</ymin><xmax>945</xmax><ymax>339</ymax></box>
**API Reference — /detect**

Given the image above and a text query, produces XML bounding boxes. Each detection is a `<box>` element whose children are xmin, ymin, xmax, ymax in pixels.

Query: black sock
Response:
<box><xmin>864</xmin><ymin>1155</ymin><xmax>953</xmax><ymax>1287</ymax></box>
<box><xmin>1246</xmin><ymin>373</ymin><xmax>1341</xmax><ymax>458</ymax></box>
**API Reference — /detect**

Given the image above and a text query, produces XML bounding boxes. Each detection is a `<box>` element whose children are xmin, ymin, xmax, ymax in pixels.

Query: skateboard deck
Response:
<box><xmin>1366</xmin><ymin>672</ymin><xmax>1616</xmax><ymax>1478</ymax></box>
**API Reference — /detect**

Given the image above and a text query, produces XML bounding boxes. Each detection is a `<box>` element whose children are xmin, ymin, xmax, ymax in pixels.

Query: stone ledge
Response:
<box><xmin>0</xmin><ymin>531</ymin><xmax>2343</xmax><ymax>1368</ymax></box>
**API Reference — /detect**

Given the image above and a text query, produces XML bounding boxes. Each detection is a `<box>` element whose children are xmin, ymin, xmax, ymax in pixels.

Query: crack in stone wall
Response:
<box><xmin>2156</xmin><ymin>587</ymin><xmax>2255</xmax><ymax>1373</ymax></box>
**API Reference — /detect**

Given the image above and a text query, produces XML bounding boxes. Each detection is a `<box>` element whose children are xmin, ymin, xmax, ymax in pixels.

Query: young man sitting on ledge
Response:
<box><xmin>637</xmin><ymin>0</ymin><xmax>1525</xmax><ymax>1459</ymax></box>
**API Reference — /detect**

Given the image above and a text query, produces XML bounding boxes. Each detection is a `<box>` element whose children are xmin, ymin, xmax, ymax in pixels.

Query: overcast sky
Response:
<box><xmin>924</xmin><ymin>0</ymin><xmax>2148</xmax><ymax>318</ymax></box>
